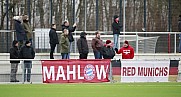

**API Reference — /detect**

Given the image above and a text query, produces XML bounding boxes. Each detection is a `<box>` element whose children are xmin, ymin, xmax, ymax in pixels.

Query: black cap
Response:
<box><xmin>114</xmin><ymin>15</ymin><xmax>119</xmax><ymax>20</ymax></box>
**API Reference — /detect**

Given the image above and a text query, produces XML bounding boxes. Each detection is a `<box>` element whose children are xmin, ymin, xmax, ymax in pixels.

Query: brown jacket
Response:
<box><xmin>91</xmin><ymin>37</ymin><xmax>103</xmax><ymax>51</ymax></box>
<box><xmin>22</xmin><ymin>20</ymin><xmax>33</xmax><ymax>40</ymax></box>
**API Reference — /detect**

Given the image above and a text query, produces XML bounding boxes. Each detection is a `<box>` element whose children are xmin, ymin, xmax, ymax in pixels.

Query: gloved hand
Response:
<box><xmin>114</xmin><ymin>48</ymin><xmax>118</xmax><ymax>53</ymax></box>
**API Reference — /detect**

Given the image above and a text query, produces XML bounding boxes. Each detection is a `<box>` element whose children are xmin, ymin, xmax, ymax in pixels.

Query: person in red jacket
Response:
<box><xmin>115</xmin><ymin>40</ymin><xmax>134</xmax><ymax>59</ymax></box>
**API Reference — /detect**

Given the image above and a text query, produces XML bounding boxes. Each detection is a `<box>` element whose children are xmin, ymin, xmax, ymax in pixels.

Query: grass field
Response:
<box><xmin>0</xmin><ymin>82</ymin><xmax>181</xmax><ymax>97</ymax></box>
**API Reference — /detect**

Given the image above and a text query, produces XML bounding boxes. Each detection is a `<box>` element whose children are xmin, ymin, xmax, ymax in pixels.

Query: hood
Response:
<box><xmin>13</xmin><ymin>16</ymin><xmax>21</xmax><ymax>21</ymax></box>
<box><xmin>12</xmin><ymin>40</ymin><xmax>18</xmax><ymax>47</ymax></box>
<box><xmin>80</xmin><ymin>32</ymin><xmax>87</xmax><ymax>37</ymax></box>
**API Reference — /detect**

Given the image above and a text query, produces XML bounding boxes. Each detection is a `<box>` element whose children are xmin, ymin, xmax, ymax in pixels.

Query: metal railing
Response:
<box><xmin>0</xmin><ymin>30</ymin><xmax>180</xmax><ymax>53</ymax></box>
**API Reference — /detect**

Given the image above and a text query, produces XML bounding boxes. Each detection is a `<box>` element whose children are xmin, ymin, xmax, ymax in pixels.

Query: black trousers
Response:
<box><xmin>50</xmin><ymin>44</ymin><xmax>56</xmax><ymax>59</ymax></box>
<box><xmin>79</xmin><ymin>53</ymin><xmax>88</xmax><ymax>59</ymax></box>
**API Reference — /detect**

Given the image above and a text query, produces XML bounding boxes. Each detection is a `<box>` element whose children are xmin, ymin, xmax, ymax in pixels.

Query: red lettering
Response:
<box><xmin>155</xmin><ymin>67</ymin><xmax>159</xmax><ymax>76</ymax></box>
<box><xmin>122</xmin><ymin>67</ymin><xmax>136</xmax><ymax>76</ymax></box>
<box><xmin>164</xmin><ymin>67</ymin><xmax>168</xmax><ymax>76</ymax></box>
<box><xmin>122</xmin><ymin>67</ymin><xmax>127</xmax><ymax>76</ymax></box>
<box><xmin>138</xmin><ymin>67</ymin><xmax>143</xmax><ymax>76</ymax></box>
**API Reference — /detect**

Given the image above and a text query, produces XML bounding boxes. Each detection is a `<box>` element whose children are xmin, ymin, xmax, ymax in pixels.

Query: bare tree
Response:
<box><xmin>37</xmin><ymin>0</ymin><xmax>45</xmax><ymax>28</ymax></box>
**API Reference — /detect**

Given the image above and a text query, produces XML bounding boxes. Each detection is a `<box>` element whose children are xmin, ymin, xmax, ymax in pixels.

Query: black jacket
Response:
<box><xmin>62</xmin><ymin>25</ymin><xmax>76</xmax><ymax>42</ymax></box>
<box><xmin>112</xmin><ymin>21</ymin><xmax>122</xmax><ymax>35</ymax></box>
<box><xmin>178</xmin><ymin>17</ymin><xmax>181</xmax><ymax>32</ymax></box>
<box><xmin>100</xmin><ymin>46</ymin><xmax>115</xmax><ymax>59</ymax></box>
<box><xmin>10</xmin><ymin>45</ymin><xmax>20</xmax><ymax>63</ymax></box>
<box><xmin>77</xmin><ymin>36</ymin><xmax>89</xmax><ymax>54</ymax></box>
<box><xmin>49</xmin><ymin>28</ymin><xmax>59</xmax><ymax>44</ymax></box>
<box><xmin>19</xmin><ymin>45</ymin><xmax>35</xmax><ymax>62</ymax></box>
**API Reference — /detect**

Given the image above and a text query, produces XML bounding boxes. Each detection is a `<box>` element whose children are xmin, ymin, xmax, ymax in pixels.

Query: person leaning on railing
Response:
<box><xmin>115</xmin><ymin>40</ymin><xmax>134</xmax><ymax>59</ymax></box>
<box><xmin>77</xmin><ymin>32</ymin><xmax>89</xmax><ymax>59</ymax></box>
<box><xmin>19</xmin><ymin>40</ymin><xmax>35</xmax><ymax>83</ymax></box>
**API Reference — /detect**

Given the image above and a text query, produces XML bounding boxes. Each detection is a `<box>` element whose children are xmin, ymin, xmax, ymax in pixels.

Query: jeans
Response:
<box><xmin>93</xmin><ymin>51</ymin><xmax>102</xmax><ymax>59</ymax></box>
<box><xmin>24</xmin><ymin>62</ymin><xmax>32</xmax><ymax>82</ymax></box>
<box><xmin>61</xmin><ymin>53</ymin><xmax>69</xmax><ymax>59</ymax></box>
<box><xmin>10</xmin><ymin>63</ymin><xmax>18</xmax><ymax>81</ymax></box>
<box><xmin>50</xmin><ymin>44</ymin><xmax>56</xmax><ymax>59</ymax></box>
<box><xmin>113</xmin><ymin>34</ymin><xmax>119</xmax><ymax>49</ymax></box>
<box><xmin>67</xmin><ymin>42</ymin><xmax>73</xmax><ymax>59</ymax></box>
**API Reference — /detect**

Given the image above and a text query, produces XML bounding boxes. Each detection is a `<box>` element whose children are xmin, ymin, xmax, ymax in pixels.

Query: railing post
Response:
<box><xmin>110</xmin><ymin>60</ymin><xmax>113</xmax><ymax>83</ymax></box>
<box><xmin>136</xmin><ymin>33</ymin><xmax>138</xmax><ymax>53</ymax></box>
<box><xmin>175</xmin><ymin>32</ymin><xmax>177</xmax><ymax>53</ymax></box>
<box><xmin>22</xmin><ymin>60</ymin><xmax>25</xmax><ymax>84</ymax></box>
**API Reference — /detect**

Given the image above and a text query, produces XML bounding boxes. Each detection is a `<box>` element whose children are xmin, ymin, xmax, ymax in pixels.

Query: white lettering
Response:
<box><xmin>96</xmin><ymin>65</ymin><xmax>108</xmax><ymax>79</ymax></box>
<box><xmin>56</xmin><ymin>66</ymin><xmax>66</xmax><ymax>80</ymax></box>
<box><xmin>43</xmin><ymin>66</ymin><xmax>55</xmax><ymax>81</ymax></box>
<box><xmin>78</xmin><ymin>65</ymin><xmax>84</xmax><ymax>79</ymax></box>
<box><xmin>67</xmin><ymin>65</ymin><xmax>76</xmax><ymax>80</ymax></box>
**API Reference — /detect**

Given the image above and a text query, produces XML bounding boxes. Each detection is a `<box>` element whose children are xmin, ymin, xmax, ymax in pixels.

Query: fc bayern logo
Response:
<box><xmin>84</xmin><ymin>64</ymin><xmax>95</xmax><ymax>80</ymax></box>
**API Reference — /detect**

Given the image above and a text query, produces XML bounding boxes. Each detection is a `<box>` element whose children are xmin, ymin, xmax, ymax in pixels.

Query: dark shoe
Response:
<box><xmin>10</xmin><ymin>80</ymin><xmax>15</xmax><ymax>82</ymax></box>
<box><xmin>15</xmin><ymin>80</ymin><xmax>19</xmax><ymax>82</ymax></box>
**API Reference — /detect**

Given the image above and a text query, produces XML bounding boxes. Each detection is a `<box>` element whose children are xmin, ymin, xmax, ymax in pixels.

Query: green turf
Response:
<box><xmin>0</xmin><ymin>82</ymin><xmax>181</xmax><ymax>97</ymax></box>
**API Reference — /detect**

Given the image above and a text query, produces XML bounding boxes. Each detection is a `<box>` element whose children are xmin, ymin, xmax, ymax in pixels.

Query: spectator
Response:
<box><xmin>62</xmin><ymin>20</ymin><xmax>77</xmax><ymax>59</ymax></box>
<box><xmin>22</xmin><ymin>15</ymin><xmax>33</xmax><ymax>43</ymax></box>
<box><xmin>112</xmin><ymin>15</ymin><xmax>122</xmax><ymax>50</ymax></box>
<box><xmin>13</xmin><ymin>16</ymin><xmax>26</xmax><ymax>48</ymax></box>
<box><xmin>19</xmin><ymin>40</ymin><xmax>35</xmax><ymax>83</ymax></box>
<box><xmin>49</xmin><ymin>24</ymin><xmax>59</xmax><ymax>59</ymax></box>
<box><xmin>60</xmin><ymin>29</ymin><xmax>69</xmax><ymax>59</ymax></box>
<box><xmin>77</xmin><ymin>32</ymin><xmax>89</xmax><ymax>59</ymax></box>
<box><xmin>91</xmin><ymin>31</ymin><xmax>104</xmax><ymax>59</ymax></box>
<box><xmin>100</xmin><ymin>40</ymin><xmax>115</xmax><ymax>59</ymax></box>
<box><xmin>115</xmin><ymin>40</ymin><xmax>134</xmax><ymax>59</ymax></box>
<box><xmin>10</xmin><ymin>40</ymin><xmax>20</xmax><ymax>82</ymax></box>
<box><xmin>178</xmin><ymin>15</ymin><xmax>181</xmax><ymax>53</ymax></box>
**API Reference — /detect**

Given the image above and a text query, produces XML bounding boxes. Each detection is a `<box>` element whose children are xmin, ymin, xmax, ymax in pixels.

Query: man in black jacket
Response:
<box><xmin>10</xmin><ymin>40</ymin><xmax>20</xmax><ymax>82</ymax></box>
<box><xmin>20</xmin><ymin>41</ymin><xmax>35</xmax><ymax>82</ymax></box>
<box><xmin>62</xmin><ymin>20</ymin><xmax>77</xmax><ymax>59</ymax></box>
<box><xmin>49</xmin><ymin>24</ymin><xmax>59</xmax><ymax>59</ymax></box>
<box><xmin>112</xmin><ymin>15</ymin><xmax>122</xmax><ymax>50</ymax></box>
<box><xmin>77</xmin><ymin>32</ymin><xmax>89</xmax><ymax>59</ymax></box>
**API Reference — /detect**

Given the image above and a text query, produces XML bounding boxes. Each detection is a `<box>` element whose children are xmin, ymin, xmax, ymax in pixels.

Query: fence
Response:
<box><xmin>0</xmin><ymin>29</ymin><xmax>180</xmax><ymax>53</ymax></box>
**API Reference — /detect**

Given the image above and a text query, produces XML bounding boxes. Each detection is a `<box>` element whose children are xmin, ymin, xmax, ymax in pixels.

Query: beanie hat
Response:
<box><xmin>114</xmin><ymin>15</ymin><xmax>119</xmax><ymax>20</ymax></box>
<box><xmin>106</xmin><ymin>40</ymin><xmax>111</xmax><ymax>44</ymax></box>
<box><xmin>124</xmin><ymin>40</ymin><xmax>129</xmax><ymax>45</ymax></box>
